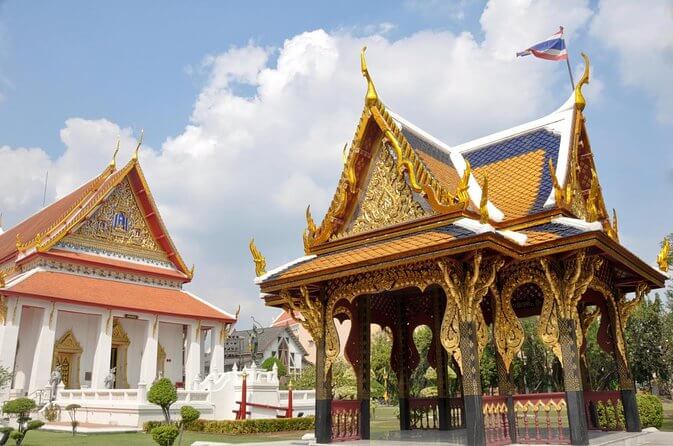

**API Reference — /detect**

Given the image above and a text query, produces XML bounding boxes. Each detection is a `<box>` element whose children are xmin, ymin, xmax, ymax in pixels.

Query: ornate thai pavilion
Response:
<box><xmin>253</xmin><ymin>49</ymin><xmax>668</xmax><ymax>446</ymax></box>
<box><xmin>0</xmin><ymin>147</ymin><xmax>236</xmax><ymax>399</ymax></box>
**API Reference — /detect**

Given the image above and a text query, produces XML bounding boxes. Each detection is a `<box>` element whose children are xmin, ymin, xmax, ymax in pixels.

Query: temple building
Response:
<box><xmin>0</xmin><ymin>150</ymin><xmax>237</xmax><ymax>400</ymax></box>
<box><xmin>253</xmin><ymin>49</ymin><xmax>669</xmax><ymax>446</ymax></box>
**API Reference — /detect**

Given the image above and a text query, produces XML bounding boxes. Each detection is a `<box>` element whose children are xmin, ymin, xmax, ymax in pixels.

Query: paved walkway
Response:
<box><xmin>192</xmin><ymin>429</ymin><xmax>673</xmax><ymax>446</ymax></box>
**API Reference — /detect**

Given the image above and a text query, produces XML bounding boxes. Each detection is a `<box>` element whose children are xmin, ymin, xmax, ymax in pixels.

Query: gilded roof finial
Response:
<box><xmin>479</xmin><ymin>176</ymin><xmax>490</xmax><ymax>224</ymax></box>
<box><xmin>360</xmin><ymin>46</ymin><xmax>379</xmax><ymax>107</ymax></box>
<box><xmin>249</xmin><ymin>238</ymin><xmax>267</xmax><ymax>277</ymax></box>
<box><xmin>657</xmin><ymin>238</ymin><xmax>670</xmax><ymax>272</ymax></box>
<box><xmin>610</xmin><ymin>208</ymin><xmax>619</xmax><ymax>241</ymax></box>
<box><xmin>235</xmin><ymin>305</ymin><xmax>241</xmax><ymax>320</ymax></box>
<box><xmin>303</xmin><ymin>205</ymin><xmax>317</xmax><ymax>254</ymax></box>
<box><xmin>109</xmin><ymin>136</ymin><xmax>121</xmax><ymax>169</ymax></box>
<box><xmin>574</xmin><ymin>53</ymin><xmax>590</xmax><ymax>111</ymax></box>
<box><xmin>456</xmin><ymin>160</ymin><xmax>471</xmax><ymax>206</ymax></box>
<box><xmin>132</xmin><ymin>129</ymin><xmax>144</xmax><ymax>161</ymax></box>
<box><xmin>189</xmin><ymin>264</ymin><xmax>195</xmax><ymax>278</ymax></box>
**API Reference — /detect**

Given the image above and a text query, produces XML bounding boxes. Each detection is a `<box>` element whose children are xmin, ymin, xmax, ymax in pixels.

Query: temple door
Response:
<box><xmin>52</xmin><ymin>330</ymin><xmax>83</xmax><ymax>389</ymax></box>
<box><xmin>111</xmin><ymin>320</ymin><xmax>130</xmax><ymax>388</ymax></box>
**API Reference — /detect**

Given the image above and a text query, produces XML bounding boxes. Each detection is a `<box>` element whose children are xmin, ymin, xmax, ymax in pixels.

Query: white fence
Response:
<box><xmin>49</xmin><ymin>362</ymin><xmax>314</xmax><ymax>427</ymax></box>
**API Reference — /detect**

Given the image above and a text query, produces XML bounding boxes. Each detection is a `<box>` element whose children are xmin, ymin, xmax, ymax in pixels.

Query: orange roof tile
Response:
<box><xmin>5</xmin><ymin>271</ymin><xmax>234</xmax><ymax>322</ymax></box>
<box><xmin>472</xmin><ymin>149</ymin><xmax>546</xmax><ymax>219</ymax></box>
<box><xmin>0</xmin><ymin>174</ymin><xmax>108</xmax><ymax>263</ymax></box>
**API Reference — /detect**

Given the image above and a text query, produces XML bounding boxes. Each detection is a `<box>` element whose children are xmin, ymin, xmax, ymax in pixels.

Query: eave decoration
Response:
<box><xmin>438</xmin><ymin>251</ymin><xmax>504</xmax><ymax>371</ymax></box>
<box><xmin>302</xmin><ymin>47</ymin><xmax>476</xmax><ymax>254</ymax></box>
<box><xmin>657</xmin><ymin>238</ymin><xmax>670</xmax><ymax>272</ymax></box>
<box><xmin>249</xmin><ymin>238</ymin><xmax>266</xmax><ymax>277</ymax></box>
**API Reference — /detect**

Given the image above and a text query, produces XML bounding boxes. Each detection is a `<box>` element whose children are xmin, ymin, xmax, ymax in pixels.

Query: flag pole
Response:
<box><xmin>561</xmin><ymin>26</ymin><xmax>575</xmax><ymax>90</ymax></box>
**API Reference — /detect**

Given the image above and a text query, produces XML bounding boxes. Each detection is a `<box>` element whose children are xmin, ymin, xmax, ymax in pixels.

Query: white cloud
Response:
<box><xmin>590</xmin><ymin>0</ymin><xmax>673</xmax><ymax>122</ymax></box>
<box><xmin>0</xmin><ymin>0</ymin><xmax>596</xmax><ymax>324</ymax></box>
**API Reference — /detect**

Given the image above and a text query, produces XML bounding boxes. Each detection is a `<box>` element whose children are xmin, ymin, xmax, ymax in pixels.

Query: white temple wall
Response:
<box><xmin>55</xmin><ymin>311</ymin><xmax>100</xmax><ymax>388</ymax></box>
<box><xmin>118</xmin><ymin>318</ymin><xmax>146</xmax><ymax>388</ymax></box>
<box><xmin>158</xmin><ymin>321</ymin><xmax>184</xmax><ymax>385</ymax></box>
<box><xmin>13</xmin><ymin>306</ymin><xmax>43</xmax><ymax>393</ymax></box>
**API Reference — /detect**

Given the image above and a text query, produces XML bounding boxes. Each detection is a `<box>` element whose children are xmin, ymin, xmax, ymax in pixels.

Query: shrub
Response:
<box><xmin>143</xmin><ymin>416</ymin><xmax>314</xmax><ymax>435</ymax></box>
<box><xmin>151</xmin><ymin>424</ymin><xmax>179</xmax><ymax>446</ymax></box>
<box><xmin>65</xmin><ymin>403</ymin><xmax>81</xmax><ymax>436</ymax></box>
<box><xmin>637</xmin><ymin>394</ymin><xmax>663</xmax><ymax>428</ymax></box>
<box><xmin>2</xmin><ymin>398</ymin><xmax>36</xmax><ymax>417</ymax></box>
<box><xmin>148</xmin><ymin>378</ymin><xmax>177</xmax><ymax>423</ymax></box>
<box><xmin>261</xmin><ymin>357</ymin><xmax>287</xmax><ymax>378</ymax></box>
<box><xmin>595</xmin><ymin>401</ymin><xmax>625</xmax><ymax>430</ymax></box>
<box><xmin>0</xmin><ymin>427</ymin><xmax>14</xmax><ymax>446</ymax></box>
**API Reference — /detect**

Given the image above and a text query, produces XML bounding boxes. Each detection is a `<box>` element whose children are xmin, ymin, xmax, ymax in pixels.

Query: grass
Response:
<box><xmin>661</xmin><ymin>398</ymin><xmax>673</xmax><ymax>432</ymax></box>
<box><xmin>371</xmin><ymin>405</ymin><xmax>400</xmax><ymax>433</ymax></box>
<box><xmin>22</xmin><ymin>429</ymin><xmax>311</xmax><ymax>445</ymax></box>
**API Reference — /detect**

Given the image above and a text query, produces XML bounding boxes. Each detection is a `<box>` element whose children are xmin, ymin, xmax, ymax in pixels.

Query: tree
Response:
<box><xmin>147</xmin><ymin>378</ymin><xmax>178</xmax><ymax>423</ymax></box>
<box><xmin>1</xmin><ymin>398</ymin><xmax>43</xmax><ymax>446</ymax></box>
<box><xmin>409</xmin><ymin>326</ymin><xmax>432</xmax><ymax>397</ymax></box>
<box><xmin>626</xmin><ymin>295</ymin><xmax>669</xmax><ymax>389</ymax></box>
<box><xmin>177</xmin><ymin>405</ymin><xmax>200</xmax><ymax>446</ymax></box>
<box><xmin>585</xmin><ymin>319</ymin><xmax>617</xmax><ymax>390</ymax></box>
<box><xmin>371</xmin><ymin>330</ymin><xmax>397</xmax><ymax>402</ymax></box>
<box><xmin>65</xmin><ymin>404</ymin><xmax>81</xmax><ymax>436</ymax></box>
<box><xmin>293</xmin><ymin>364</ymin><xmax>316</xmax><ymax>390</ymax></box>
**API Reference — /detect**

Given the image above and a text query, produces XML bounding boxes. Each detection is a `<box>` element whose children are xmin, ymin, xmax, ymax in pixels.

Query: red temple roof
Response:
<box><xmin>4</xmin><ymin>270</ymin><xmax>235</xmax><ymax>322</ymax></box>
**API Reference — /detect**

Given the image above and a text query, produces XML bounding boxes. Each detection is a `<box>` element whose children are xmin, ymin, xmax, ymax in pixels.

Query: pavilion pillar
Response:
<box><xmin>0</xmin><ymin>297</ymin><xmax>22</xmax><ymax>384</ymax></box>
<box><xmin>431</xmin><ymin>290</ymin><xmax>450</xmax><ymax>430</ymax></box>
<box><xmin>559</xmin><ymin>318</ymin><xmax>589</xmax><ymax>445</ymax></box>
<box><xmin>210</xmin><ymin>324</ymin><xmax>226</xmax><ymax>375</ymax></box>
<box><xmin>395</xmin><ymin>298</ymin><xmax>410</xmax><ymax>431</ymax></box>
<box><xmin>314</xmin><ymin>295</ymin><xmax>332</xmax><ymax>444</ymax></box>
<box><xmin>356</xmin><ymin>296</ymin><xmax>371</xmax><ymax>439</ymax></box>
<box><xmin>139</xmin><ymin>318</ymin><xmax>158</xmax><ymax>385</ymax></box>
<box><xmin>459</xmin><ymin>320</ymin><xmax>486</xmax><ymax>446</ymax></box>
<box><xmin>496</xmin><ymin>350</ymin><xmax>517</xmax><ymax>443</ymax></box>
<box><xmin>28</xmin><ymin>305</ymin><xmax>57</xmax><ymax>395</ymax></box>
<box><xmin>91</xmin><ymin>311</ymin><xmax>113</xmax><ymax>388</ymax></box>
<box><xmin>608</xmin><ymin>296</ymin><xmax>641</xmax><ymax>432</ymax></box>
<box><xmin>184</xmin><ymin>322</ymin><xmax>201</xmax><ymax>389</ymax></box>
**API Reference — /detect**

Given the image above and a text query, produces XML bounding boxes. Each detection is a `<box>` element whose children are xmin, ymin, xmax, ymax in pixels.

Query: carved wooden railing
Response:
<box><xmin>513</xmin><ymin>393</ymin><xmax>569</xmax><ymax>444</ymax></box>
<box><xmin>409</xmin><ymin>397</ymin><xmax>439</xmax><ymax>429</ymax></box>
<box><xmin>483</xmin><ymin>396</ymin><xmax>511</xmax><ymax>446</ymax></box>
<box><xmin>448</xmin><ymin>396</ymin><xmax>465</xmax><ymax>429</ymax></box>
<box><xmin>331</xmin><ymin>400</ymin><xmax>361</xmax><ymax>441</ymax></box>
<box><xmin>583</xmin><ymin>391</ymin><xmax>624</xmax><ymax>431</ymax></box>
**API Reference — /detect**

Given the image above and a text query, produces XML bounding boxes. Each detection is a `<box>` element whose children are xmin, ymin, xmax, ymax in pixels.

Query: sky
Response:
<box><xmin>0</xmin><ymin>0</ymin><xmax>672</xmax><ymax>329</ymax></box>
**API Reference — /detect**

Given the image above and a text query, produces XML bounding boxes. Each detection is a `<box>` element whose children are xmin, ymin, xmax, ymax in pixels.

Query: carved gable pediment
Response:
<box><xmin>63</xmin><ymin>178</ymin><xmax>168</xmax><ymax>261</ymax></box>
<box><xmin>335</xmin><ymin>142</ymin><xmax>429</xmax><ymax>239</ymax></box>
<box><xmin>54</xmin><ymin>330</ymin><xmax>83</xmax><ymax>353</ymax></box>
<box><xmin>112</xmin><ymin>320</ymin><xmax>130</xmax><ymax>345</ymax></box>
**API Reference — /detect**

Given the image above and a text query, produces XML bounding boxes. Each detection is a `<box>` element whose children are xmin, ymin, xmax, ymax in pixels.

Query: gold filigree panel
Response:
<box><xmin>65</xmin><ymin>178</ymin><xmax>167</xmax><ymax>261</ymax></box>
<box><xmin>338</xmin><ymin>144</ymin><xmax>428</xmax><ymax>238</ymax></box>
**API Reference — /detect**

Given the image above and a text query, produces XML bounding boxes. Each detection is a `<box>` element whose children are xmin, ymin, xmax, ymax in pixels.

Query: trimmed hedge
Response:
<box><xmin>637</xmin><ymin>394</ymin><xmax>663</xmax><ymax>429</ymax></box>
<box><xmin>144</xmin><ymin>417</ymin><xmax>315</xmax><ymax>435</ymax></box>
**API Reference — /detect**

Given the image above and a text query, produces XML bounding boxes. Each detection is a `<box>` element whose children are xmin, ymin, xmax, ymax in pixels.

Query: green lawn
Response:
<box><xmin>371</xmin><ymin>405</ymin><xmax>399</xmax><ymax>433</ymax></box>
<box><xmin>22</xmin><ymin>429</ymin><xmax>311</xmax><ymax>446</ymax></box>
<box><xmin>661</xmin><ymin>398</ymin><xmax>673</xmax><ymax>432</ymax></box>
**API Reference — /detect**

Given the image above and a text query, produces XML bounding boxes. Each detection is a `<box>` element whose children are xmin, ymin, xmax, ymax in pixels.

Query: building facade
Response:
<box><xmin>0</xmin><ymin>154</ymin><xmax>237</xmax><ymax>400</ymax></box>
<box><xmin>223</xmin><ymin>325</ymin><xmax>308</xmax><ymax>374</ymax></box>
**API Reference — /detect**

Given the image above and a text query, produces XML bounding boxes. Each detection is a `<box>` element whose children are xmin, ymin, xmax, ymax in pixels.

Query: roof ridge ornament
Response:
<box><xmin>360</xmin><ymin>46</ymin><xmax>379</xmax><ymax>107</ymax></box>
<box><xmin>109</xmin><ymin>136</ymin><xmax>121</xmax><ymax>169</ymax></box>
<box><xmin>574</xmin><ymin>53</ymin><xmax>590</xmax><ymax>111</ymax></box>
<box><xmin>132</xmin><ymin>129</ymin><xmax>144</xmax><ymax>161</ymax></box>
<box><xmin>657</xmin><ymin>238</ymin><xmax>670</xmax><ymax>272</ymax></box>
<box><xmin>249</xmin><ymin>238</ymin><xmax>267</xmax><ymax>277</ymax></box>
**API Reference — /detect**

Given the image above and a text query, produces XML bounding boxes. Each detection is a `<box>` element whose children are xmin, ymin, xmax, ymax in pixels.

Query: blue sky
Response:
<box><xmin>1</xmin><ymin>1</ymin><xmax>671</xmax><ymax>326</ymax></box>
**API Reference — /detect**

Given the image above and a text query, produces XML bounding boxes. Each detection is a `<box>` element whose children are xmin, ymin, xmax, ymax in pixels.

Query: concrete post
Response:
<box><xmin>28</xmin><ymin>306</ymin><xmax>57</xmax><ymax>395</ymax></box>
<box><xmin>184</xmin><ymin>322</ymin><xmax>201</xmax><ymax>389</ymax></box>
<box><xmin>139</xmin><ymin>318</ymin><xmax>158</xmax><ymax>385</ymax></box>
<box><xmin>91</xmin><ymin>312</ymin><xmax>112</xmax><ymax>389</ymax></box>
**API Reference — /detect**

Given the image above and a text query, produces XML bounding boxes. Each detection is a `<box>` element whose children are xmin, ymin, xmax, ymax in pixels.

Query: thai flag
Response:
<box><xmin>517</xmin><ymin>27</ymin><xmax>568</xmax><ymax>61</ymax></box>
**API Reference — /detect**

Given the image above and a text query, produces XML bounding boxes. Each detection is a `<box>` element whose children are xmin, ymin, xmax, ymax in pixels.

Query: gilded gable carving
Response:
<box><xmin>64</xmin><ymin>179</ymin><xmax>167</xmax><ymax>261</ymax></box>
<box><xmin>338</xmin><ymin>145</ymin><xmax>428</xmax><ymax>238</ymax></box>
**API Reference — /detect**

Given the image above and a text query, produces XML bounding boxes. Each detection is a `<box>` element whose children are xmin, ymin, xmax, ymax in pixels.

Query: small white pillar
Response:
<box><xmin>0</xmin><ymin>298</ymin><xmax>22</xmax><ymax>378</ymax></box>
<box><xmin>209</xmin><ymin>325</ymin><xmax>225</xmax><ymax>377</ymax></box>
<box><xmin>91</xmin><ymin>312</ymin><xmax>112</xmax><ymax>389</ymax></box>
<box><xmin>184</xmin><ymin>322</ymin><xmax>201</xmax><ymax>389</ymax></box>
<box><xmin>137</xmin><ymin>382</ymin><xmax>147</xmax><ymax>402</ymax></box>
<box><xmin>139</xmin><ymin>318</ymin><xmax>158</xmax><ymax>384</ymax></box>
<box><xmin>27</xmin><ymin>306</ymin><xmax>57</xmax><ymax>395</ymax></box>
